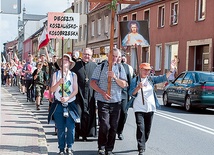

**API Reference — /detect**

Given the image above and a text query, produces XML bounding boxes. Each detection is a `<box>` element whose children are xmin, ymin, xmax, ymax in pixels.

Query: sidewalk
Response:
<box><xmin>0</xmin><ymin>86</ymin><xmax>48</xmax><ymax>155</ymax></box>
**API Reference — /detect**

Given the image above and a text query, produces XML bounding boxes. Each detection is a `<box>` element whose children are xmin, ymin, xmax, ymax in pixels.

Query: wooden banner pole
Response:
<box><xmin>135</xmin><ymin>44</ymin><xmax>144</xmax><ymax>104</ymax></box>
<box><xmin>107</xmin><ymin>9</ymin><xmax>116</xmax><ymax>95</ymax></box>
<box><xmin>62</xmin><ymin>37</ymin><xmax>64</xmax><ymax>97</ymax></box>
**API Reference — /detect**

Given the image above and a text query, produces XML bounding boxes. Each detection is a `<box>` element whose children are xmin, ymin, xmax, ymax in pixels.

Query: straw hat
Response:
<box><xmin>139</xmin><ymin>63</ymin><xmax>152</xmax><ymax>70</ymax></box>
<box><xmin>57</xmin><ymin>54</ymin><xmax>75</xmax><ymax>69</ymax></box>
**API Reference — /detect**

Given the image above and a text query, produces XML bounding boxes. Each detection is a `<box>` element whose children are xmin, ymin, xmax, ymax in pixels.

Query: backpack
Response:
<box><xmin>99</xmin><ymin>61</ymin><xmax>122</xmax><ymax>79</ymax></box>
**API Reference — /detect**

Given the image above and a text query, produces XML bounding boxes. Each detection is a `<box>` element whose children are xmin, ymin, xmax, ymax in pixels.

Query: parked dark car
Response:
<box><xmin>163</xmin><ymin>71</ymin><xmax>214</xmax><ymax>111</ymax></box>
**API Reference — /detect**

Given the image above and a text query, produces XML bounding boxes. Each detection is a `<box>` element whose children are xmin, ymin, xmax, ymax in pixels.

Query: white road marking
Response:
<box><xmin>155</xmin><ymin>111</ymin><xmax>214</xmax><ymax>135</ymax></box>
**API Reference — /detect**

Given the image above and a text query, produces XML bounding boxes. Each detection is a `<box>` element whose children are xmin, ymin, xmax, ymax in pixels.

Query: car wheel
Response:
<box><xmin>163</xmin><ymin>92</ymin><xmax>171</xmax><ymax>106</ymax></box>
<box><xmin>185</xmin><ymin>96</ymin><xmax>192</xmax><ymax>111</ymax></box>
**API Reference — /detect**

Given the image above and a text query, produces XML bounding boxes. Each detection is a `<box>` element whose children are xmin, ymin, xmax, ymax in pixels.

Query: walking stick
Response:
<box><xmin>135</xmin><ymin>44</ymin><xmax>144</xmax><ymax>105</ymax></box>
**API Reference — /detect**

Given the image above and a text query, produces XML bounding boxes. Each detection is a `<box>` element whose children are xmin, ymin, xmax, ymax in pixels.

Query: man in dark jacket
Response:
<box><xmin>71</xmin><ymin>48</ymin><xmax>97</xmax><ymax>141</ymax></box>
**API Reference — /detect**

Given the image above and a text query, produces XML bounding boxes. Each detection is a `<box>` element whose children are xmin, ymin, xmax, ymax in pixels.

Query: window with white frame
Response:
<box><xmin>131</xmin><ymin>48</ymin><xmax>137</xmax><ymax>72</ymax></box>
<box><xmin>84</xmin><ymin>0</ymin><xmax>87</xmax><ymax>14</ymax></box>
<box><xmin>165</xmin><ymin>44</ymin><xmax>178</xmax><ymax>70</ymax></box>
<box><xmin>80</xmin><ymin>1</ymin><xmax>82</xmax><ymax>14</ymax></box>
<box><xmin>91</xmin><ymin>21</ymin><xmax>95</xmax><ymax>37</ymax></box>
<box><xmin>155</xmin><ymin>45</ymin><xmax>162</xmax><ymax>71</ymax></box>
<box><xmin>198</xmin><ymin>0</ymin><xmax>206</xmax><ymax>20</ymax></box>
<box><xmin>123</xmin><ymin>16</ymin><xmax>128</xmax><ymax>21</ymax></box>
<box><xmin>76</xmin><ymin>3</ymin><xmax>79</xmax><ymax>13</ymax></box>
<box><xmin>170</xmin><ymin>1</ymin><xmax>178</xmax><ymax>25</ymax></box>
<box><xmin>104</xmin><ymin>16</ymin><xmax>109</xmax><ymax>33</ymax></box>
<box><xmin>144</xmin><ymin>9</ymin><xmax>150</xmax><ymax>27</ymax></box>
<box><xmin>67</xmin><ymin>40</ymin><xmax>70</xmax><ymax>48</ymax></box>
<box><xmin>98</xmin><ymin>18</ymin><xmax>101</xmax><ymax>35</ymax></box>
<box><xmin>132</xmin><ymin>13</ymin><xmax>136</xmax><ymax>20</ymax></box>
<box><xmin>158</xmin><ymin>5</ymin><xmax>165</xmax><ymax>28</ymax></box>
<box><xmin>83</xmin><ymin>24</ymin><xmax>87</xmax><ymax>40</ymax></box>
<box><xmin>114</xmin><ymin>16</ymin><xmax>117</xmax><ymax>30</ymax></box>
<box><xmin>79</xmin><ymin>26</ymin><xmax>82</xmax><ymax>41</ymax></box>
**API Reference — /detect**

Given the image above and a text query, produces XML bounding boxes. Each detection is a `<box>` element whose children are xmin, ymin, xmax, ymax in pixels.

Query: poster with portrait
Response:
<box><xmin>120</xmin><ymin>20</ymin><xmax>150</xmax><ymax>47</ymax></box>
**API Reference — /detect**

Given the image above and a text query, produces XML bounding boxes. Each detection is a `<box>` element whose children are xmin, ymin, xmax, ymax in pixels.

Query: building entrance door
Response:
<box><xmin>195</xmin><ymin>45</ymin><xmax>209</xmax><ymax>71</ymax></box>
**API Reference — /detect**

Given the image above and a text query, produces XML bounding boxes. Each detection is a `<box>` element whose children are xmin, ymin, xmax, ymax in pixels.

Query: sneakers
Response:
<box><xmin>66</xmin><ymin>148</ymin><xmax>73</xmax><ymax>155</ymax></box>
<box><xmin>98</xmin><ymin>150</ymin><xmax>114</xmax><ymax>155</ymax></box>
<box><xmin>138</xmin><ymin>149</ymin><xmax>145</xmax><ymax>155</ymax></box>
<box><xmin>58</xmin><ymin>151</ymin><xmax>65</xmax><ymax>155</ymax></box>
<box><xmin>106</xmin><ymin>151</ymin><xmax>114</xmax><ymax>155</ymax></box>
<box><xmin>98</xmin><ymin>149</ymin><xmax>105</xmax><ymax>155</ymax></box>
<box><xmin>118</xmin><ymin>133</ymin><xmax>124</xmax><ymax>140</ymax></box>
<box><xmin>59</xmin><ymin>148</ymin><xmax>73</xmax><ymax>155</ymax></box>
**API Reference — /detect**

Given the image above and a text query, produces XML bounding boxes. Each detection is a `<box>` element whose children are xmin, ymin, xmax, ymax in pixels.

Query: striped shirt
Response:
<box><xmin>91</xmin><ymin>61</ymin><xmax>127</xmax><ymax>103</ymax></box>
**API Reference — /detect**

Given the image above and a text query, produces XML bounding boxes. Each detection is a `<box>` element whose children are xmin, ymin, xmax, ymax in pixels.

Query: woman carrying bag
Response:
<box><xmin>48</xmin><ymin>54</ymin><xmax>80</xmax><ymax>155</ymax></box>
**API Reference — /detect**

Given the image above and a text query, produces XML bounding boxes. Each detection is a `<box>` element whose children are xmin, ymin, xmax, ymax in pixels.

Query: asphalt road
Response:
<box><xmin>11</xmin><ymin>88</ymin><xmax>214</xmax><ymax>155</ymax></box>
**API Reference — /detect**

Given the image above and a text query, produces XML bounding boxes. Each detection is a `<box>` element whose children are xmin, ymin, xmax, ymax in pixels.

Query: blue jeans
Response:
<box><xmin>54</xmin><ymin>103</ymin><xmax>75</xmax><ymax>151</ymax></box>
<box><xmin>97</xmin><ymin>101</ymin><xmax>121</xmax><ymax>151</ymax></box>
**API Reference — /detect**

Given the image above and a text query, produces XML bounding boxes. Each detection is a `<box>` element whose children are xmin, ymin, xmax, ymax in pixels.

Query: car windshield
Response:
<box><xmin>197</xmin><ymin>73</ymin><xmax>214</xmax><ymax>82</ymax></box>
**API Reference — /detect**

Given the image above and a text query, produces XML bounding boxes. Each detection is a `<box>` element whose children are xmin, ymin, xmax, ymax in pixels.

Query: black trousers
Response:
<box><xmin>25</xmin><ymin>79</ymin><xmax>34</xmax><ymax>100</ymax></box>
<box><xmin>135</xmin><ymin>111</ymin><xmax>154</xmax><ymax>151</ymax></box>
<box><xmin>97</xmin><ymin>101</ymin><xmax>121</xmax><ymax>151</ymax></box>
<box><xmin>117</xmin><ymin>98</ymin><xmax>128</xmax><ymax>134</ymax></box>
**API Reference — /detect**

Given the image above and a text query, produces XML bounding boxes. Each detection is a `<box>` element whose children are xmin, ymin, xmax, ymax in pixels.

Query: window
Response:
<box><xmin>155</xmin><ymin>45</ymin><xmax>162</xmax><ymax>71</ymax></box>
<box><xmin>114</xmin><ymin>16</ymin><xmax>117</xmax><ymax>30</ymax></box>
<box><xmin>79</xmin><ymin>26</ymin><xmax>82</xmax><ymax>41</ymax></box>
<box><xmin>144</xmin><ymin>9</ymin><xmax>150</xmax><ymax>27</ymax></box>
<box><xmin>132</xmin><ymin>13</ymin><xmax>136</xmax><ymax>20</ymax></box>
<box><xmin>84</xmin><ymin>0</ymin><xmax>88</xmax><ymax>14</ymax></box>
<box><xmin>123</xmin><ymin>16</ymin><xmax>128</xmax><ymax>21</ymax></box>
<box><xmin>91</xmin><ymin>21</ymin><xmax>95</xmax><ymax>37</ymax></box>
<box><xmin>83</xmin><ymin>24</ymin><xmax>87</xmax><ymax>40</ymax></box>
<box><xmin>175</xmin><ymin>73</ymin><xmax>185</xmax><ymax>84</ymax></box>
<box><xmin>197</xmin><ymin>0</ymin><xmax>206</xmax><ymax>21</ymax></box>
<box><xmin>170</xmin><ymin>1</ymin><xmax>178</xmax><ymax>25</ymax></box>
<box><xmin>130</xmin><ymin>48</ymin><xmax>137</xmax><ymax>72</ymax></box>
<box><xmin>165</xmin><ymin>44</ymin><xmax>178</xmax><ymax>70</ymax></box>
<box><xmin>67</xmin><ymin>40</ymin><xmax>70</xmax><ymax>48</ymax></box>
<box><xmin>104</xmin><ymin>16</ymin><xmax>109</xmax><ymax>33</ymax></box>
<box><xmin>158</xmin><ymin>5</ymin><xmax>165</xmax><ymax>28</ymax></box>
<box><xmin>80</xmin><ymin>1</ymin><xmax>82</xmax><ymax>14</ymax></box>
<box><xmin>76</xmin><ymin>3</ymin><xmax>79</xmax><ymax>13</ymax></box>
<box><xmin>182</xmin><ymin>73</ymin><xmax>193</xmax><ymax>84</ymax></box>
<box><xmin>98</xmin><ymin>18</ymin><xmax>101</xmax><ymax>35</ymax></box>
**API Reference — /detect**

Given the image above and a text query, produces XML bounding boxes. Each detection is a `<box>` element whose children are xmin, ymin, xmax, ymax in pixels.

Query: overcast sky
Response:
<box><xmin>0</xmin><ymin>0</ymin><xmax>73</xmax><ymax>51</ymax></box>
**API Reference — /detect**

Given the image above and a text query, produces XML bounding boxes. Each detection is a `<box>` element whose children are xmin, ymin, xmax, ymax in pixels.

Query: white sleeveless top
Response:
<box><xmin>54</xmin><ymin>70</ymin><xmax>76</xmax><ymax>103</ymax></box>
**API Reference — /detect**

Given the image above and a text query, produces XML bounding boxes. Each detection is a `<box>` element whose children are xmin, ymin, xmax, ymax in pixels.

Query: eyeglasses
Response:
<box><xmin>83</xmin><ymin>53</ymin><xmax>92</xmax><ymax>56</ymax></box>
